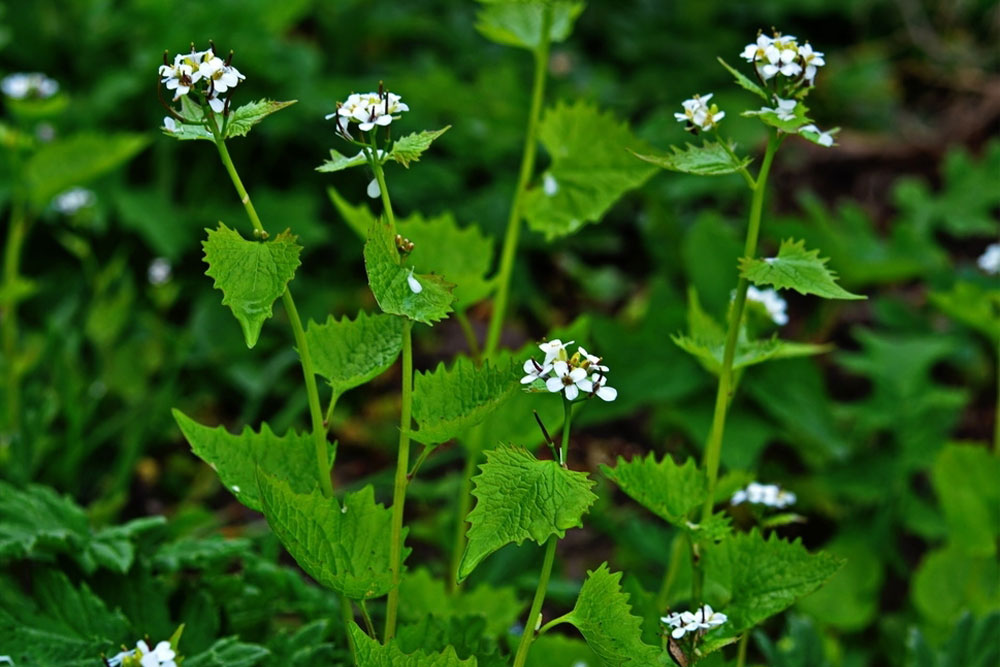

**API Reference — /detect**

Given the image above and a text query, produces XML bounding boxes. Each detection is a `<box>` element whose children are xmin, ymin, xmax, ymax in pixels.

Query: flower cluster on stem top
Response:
<box><xmin>674</xmin><ymin>93</ymin><xmax>725</xmax><ymax>133</ymax></box>
<box><xmin>325</xmin><ymin>84</ymin><xmax>409</xmax><ymax>140</ymax></box>
<box><xmin>105</xmin><ymin>639</ymin><xmax>177</xmax><ymax>667</ymax></box>
<box><xmin>731</xmin><ymin>481</ymin><xmax>796</xmax><ymax>508</ymax></box>
<box><xmin>521</xmin><ymin>340</ymin><xmax>617</xmax><ymax>402</ymax></box>
<box><xmin>661</xmin><ymin>605</ymin><xmax>728</xmax><ymax>640</ymax></box>
<box><xmin>746</xmin><ymin>285</ymin><xmax>789</xmax><ymax>326</ymax></box>
<box><xmin>158</xmin><ymin>44</ymin><xmax>245</xmax><ymax>121</ymax></box>
<box><xmin>1</xmin><ymin>72</ymin><xmax>59</xmax><ymax>100</ymax></box>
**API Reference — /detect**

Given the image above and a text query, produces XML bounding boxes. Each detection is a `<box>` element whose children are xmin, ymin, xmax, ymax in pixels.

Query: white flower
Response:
<box><xmin>406</xmin><ymin>268</ymin><xmax>422</xmax><ymax>294</ymax></box>
<box><xmin>521</xmin><ymin>358</ymin><xmax>552</xmax><ymax>384</ymax></box>
<box><xmin>539</xmin><ymin>339</ymin><xmax>573</xmax><ymax>366</ymax></box>
<box><xmin>798</xmin><ymin>123</ymin><xmax>834</xmax><ymax>147</ymax></box>
<box><xmin>206</xmin><ymin>91</ymin><xmax>225</xmax><ymax>113</ymax></box>
<box><xmin>137</xmin><ymin>640</ymin><xmax>177</xmax><ymax>667</ymax></box>
<box><xmin>148</xmin><ymin>258</ymin><xmax>172</xmax><ymax>285</ymax></box>
<box><xmin>731</xmin><ymin>481</ymin><xmax>796</xmax><ymax>508</ymax></box>
<box><xmin>674</xmin><ymin>93</ymin><xmax>725</xmax><ymax>132</ymax></box>
<box><xmin>693</xmin><ymin>605</ymin><xmax>727</xmax><ymax>630</ymax></box>
<box><xmin>1</xmin><ymin>72</ymin><xmax>59</xmax><ymax>99</ymax></box>
<box><xmin>576</xmin><ymin>346</ymin><xmax>609</xmax><ymax>373</ymax></box>
<box><xmin>543</xmin><ymin>173</ymin><xmax>559</xmax><ymax>196</ymax></box>
<box><xmin>740</xmin><ymin>34</ymin><xmax>773</xmax><ymax>62</ymax></box>
<box><xmin>198</xmin><ymin>55</ymin><xmax>244</xmax><ymax>94</ymax></box>
<box><xmin>746</xmin><ymin>286</ymin><xmax>788</xmax><ymax>325</ymax></box>
<box><xmin>661</xmin><ymin>605</ymin><xmax>727</xmax><ymax>639</ymax></box>
<box><xmin>106</xmin><ymin>649</ymin><xmax>135</xmax><ymax>667</ymax></box>
<box><xmin>334</xmin><ymin>90</ymin><xmax>409</xmax><ymax>132</ymax></box>
<box><xmin>769</xmin><ymin>97</ymin><xmax>798</xmax><ymax>121</ymax></box>
<box><xmin>162</xmin><ymin>116</ymin><xmax>178</xmax><ymax>133</ymax></box>
<box><xmin>752</xmin><ymin>32</ymin><xmax>801</xmax><ymax>80</ymax></box>
<box><xmin>976</xmin><ymin>243</ymin><xmax>1000</xmax><ymax>275</ymax></box>
<box><xmin>52</xmin><ymin>187</ymin><xmax>95</xmax><ymax>215</ymax></box>
<box><xmin>545</xmin><ymin>360</ymin><xmax>588</xmax><ymax>400</ymax></box>
<box><xmin>799</xmin><ymin>42</ymin><xmax>825</xmax><ymax>84</ymax></box>
<box><xmin>578</xmin><ymin>372</ymin><xmax>617</xmax><ymax>402</ymax></box>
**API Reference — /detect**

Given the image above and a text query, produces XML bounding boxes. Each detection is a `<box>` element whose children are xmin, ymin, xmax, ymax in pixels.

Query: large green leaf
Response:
<box><xmin>458</xmin><ymin>445</ymin><xmax>596</xmax><ymax>581</ymax></box>
<box><xmin>632</xmin><ymin>141</ymin><xmax>752</xmax><ymax>176</ymax></box>
<box><xmin>704</xmin><ymin>530</ymin><xmax>842</xmax><ymax>638</ymax></box>
<box><xmin>523</xmin><ymin>101</ymin><xmax>657</xmax><ymax>239</ymax></box>
<box><xmin>912</xmin><ymin>547</ymin><xmax>999</xmax><ymax>628</ymax></box>
<box><xmin>364</xmin><ymin>220</ymin><xmax>454</xmax><ymax>325</ymax></box>
<box><xmin>412</xmin><ymin>357</ymin><xmax>519</xmax><ymax>445</ymax></box>
<box><xmin>396</xmin><ymin>615</ymin><xmax>504</xmax><ymax>667</ymax></box>
<box><xmin>390</xmin><ymin>127</ymin><xmax>450</xmax><ymax>168</ymax></box>
<box><xmin>931</xmin><ymin>444</ymin><xmax>1000</xmax><ymax>557</ymax></box>
<box><xmin>173</xmin><ymin>409</ymin><xmax>331</xmax><ymax>512</ymax></box>
<box><xmin>305</xmin><ymin>311</ymin><xmax>405</xmax><ymax>396</ymax></box>
<box><xmin>399</xmin><ymin>569</ymin><xmax>523</xmax><ymax>637</ymax></box>
<box><xmin>475</xmin><ymin>1</ymin><xmax>584</xmax><ymax>51</ymax></box>
<box><xmin>202</xmin><ymin>223</ymin><xmax>303</xmax><ymax>348</ymax></box>
<box><xmin>349</xmin><ymin>623</ymin><xmax>476</xmax><ymax>666</ymax></box>
<box><xmin>258</xmin><ymin>474</ymin><xmax>403</xmax><ymax>600</ymax></box>
<box><xmin>739</xmin><ymin>239</ymin><xmax>866</xmax><ymax>300</ymax></box>
<box><xmin>224</xmin><ymin>99</ymin><xmax>296</xmax><ymax>139</ymax></box>
<box><xmin>600</xmin><ymin>453</ymin><xmax>707</xmax><ymax>528</ymax></box>
<box><xmin>25</xmin><ymin>132</ymin><xmax>149</xmax><ymax>209</ymax></box>
<box><xmin>561</xmin><ymin>563</ymin><xmax>664</xmax><ymax>666</ymax></box>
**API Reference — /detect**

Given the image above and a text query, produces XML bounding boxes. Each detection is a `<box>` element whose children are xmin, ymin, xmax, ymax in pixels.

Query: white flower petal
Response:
<box><xmin>545</xmin><ymin>377</ymin><xmax>564</xmax><ymax>393</ymax></box>
<box><xmin>564</xmin><ymin>384</ymin><xmax>579</xmax><ymax>401</ymax></box>
<box><xmin>596</xmin><ymin>385</ymin><xmax>617</xmax><ymax>402</ymax></box>
<box><xmin>568</xmin><ymin>368</ymin><xmax>587</xmax><ymax>382</ymax></box>
<box><xmin>578</xmin><ymin>379</ymin><xmax>594</xmax><ymax>393</ymax></box>
<box><xmin>553</xmin><ymin>361</ymin><xmax>569</xmax><ymax>377</ymax></box>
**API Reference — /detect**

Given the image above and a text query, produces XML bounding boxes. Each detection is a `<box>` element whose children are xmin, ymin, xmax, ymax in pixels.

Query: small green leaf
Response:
<box><xmin>929</xmin><ymin>281</ymin><xmax>1000</xmax><ymax>342</ymax></box>
<box><xmin>906</xmin><ymin>612</ymin><xmax>1000</xmax><ymax>667</ymax></box>
<box><xmin>396</xmin><ymin>615</ymin><xmax>503</xmax><ymax>666</ymax></box>
<box><xmin>562</xmin><ymin>563</ymin><xmax>663</xmax><ymax>666</ymax></box>
<box><xmin>742</xmin><ymin>101</ymin><xmax>811</xmax><ymax>134</ymax></box>
<box><xmin>349</xmin><ymin>623</ymin><xmax>476</xmax><ymax>666</ymax></box>
<box><xmin>459</xmin><ymin>445</ymin><xmax>597</xmax><ymax>581</ymax></box>
<box><xmin>739</xmin><ymin>239</ymin><xmax>866</xmax><ymax>300</ymax></box>
<box><xmin>600</xmin><ymin>453</ymin><xmax>707</xmax><ymax>528</ymax></box>
<box><xmin>257</xmin><ymin>473</ymin><xmax>404</xmax><ymax>600</ymax></box>
<box><xmin>364</xmin><ymin>220</ymin><xmax>454</xmax><ymax>325</ymax></box>
<box><xmin>412</xmin><ymin>357</ymin><xmax>519</xmax><ymax>445</ymax></box>
<box><xmin>717</xmin><ymin>57</ymin><xmax>770</xmax><ymax>101</ymax></box>
<box><xmin>632</xmin><ymin>141</ymin><xmax>752</xmax><ymax>176</ymax></box>
<box><xmin>173</xmin><ymin>409</ymin><xmax>330</xmax><ymax>512</ymax></box>
<box><xmin>475</xmin><ymin>1</ymin><xmax>585</xmax><ymax>51</ymax></box>
<box><xmin>26</xmin><ymin>132</ymin><xmax>149</xmax><ymax>209</ymax></box>
<box><xmin>912</xmin><ymin>546</ymin><xmax>999</xmax><ymax>626</ymax></box>
<box><xmin>223</xmin><ymin>99</ymin><xmax>296</xmax><ymax>139</ymax></box>
<box><xmin>390</xmin><ymin>127</ymin><xmax>450</xmax><ymax>168</ymax></box>
<box><xmin>305</xmin><ymin>311</ymin><xmax>405</xmax><ymax>396</ymax></box>
<box><xmin>523</xmin><ymin>101</ymin><xmax>657</xmax><ymax>239</ymax></box>
<box><xmin>931</xmin><ymin>444</ymin><xmax>1000</xmax><ymax>556</ymax></box>
<box><xmin>202</xmin><ymin>223</ymin><xmax>303</xmax><ymax>348</ymax></box>
<box><xmin>316</xmin><ymin>149</ymin><xmax>372</xmax><ymax>173</ymax></box>
<box><xmin>704</xmin><ymin>530</ymin><xmax>842</xmax><ymax>637</ymax></box>
<box><xmin>186</xmin><ymin>637</ymin><xmax>272</xmax><ymax>667</ymax></box>
<box><xmin>399</xmin><ymin>569</ymin><xmax>523</xmax><ymax>637</ymax></box>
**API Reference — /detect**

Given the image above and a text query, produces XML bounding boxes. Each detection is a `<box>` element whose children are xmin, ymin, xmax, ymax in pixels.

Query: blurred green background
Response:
<box><xmin>0</xmin><ymin>0</ymin><xmax>997</xmax><ymax>665</ymax></box>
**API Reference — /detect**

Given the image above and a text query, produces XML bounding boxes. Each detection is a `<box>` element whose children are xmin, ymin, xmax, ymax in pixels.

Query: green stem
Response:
<box><xmin>359</xmin><ymin>599</ymin><xmax>377</xmax><ymax>639</ymax></box>
<box><xmin>407</xmin><ymin>444</ymin><xmax>433</xmax><ymax>480</ymax></box>
<box><xmin>483</xmin><ymin>4</ymin><xmax>553</xmax><ymax>356</ymax></box>
<box><xmin>736</xmin><ymin>632</ymin><xmax>749</xmax><ymax>667</ymax></box>
<box><xmin>368</xmin><ymin>136</ymin><xmax>397</xmax><ymax>231</ymax></box>
<box><xmin>384</xmin><ymin>318</ymin><xmax>413</xmax><ymax>640</ymax></box>
<box><xmin>455</xmin><ymin>309</ymin><xmax>481</xmax><ymax>363</ymax></box>
<box><xmin>512</xmin><ymin>536</ymin><xmax>558</xmax><ymax>667</ymax></box>
<box><xmin>1</xmin><ymin>199</ymin><xmax>28</xmax><ymax>434</ymax></box>
<box><xmin>449</xmin><ymin>443</ymin><xmax>480</xmax><ymax>591</ymax></box>
<box><xmin>340</xmin><ymin>595</ymin><xmax>358</xmax><ymax>664</ymax></box>
<box><xmin>699</xmin><ymin>133</ymin><xmax>780</xmax><ymax>522</ymax></box>
<box><xmin>324</xmin><ymin>391</ymin><xmax>340</xmax><ymax>434</ymax></box>
<box><xmin>560</xmin><ymin>399</ymin><xmax>573</xmax><ymax>468</ymax></box>
<box><xmin>211</xmin><ymin>133</ymin><xmax>333</xmax><ymax>498</ymax></box>
<box><xmin>994</xmin><ymin>338</ymin><xmax>999</xmax><ymax>454</ymax></box>
<box><xmin>537</xmin><ymin>613</ymin><xmax>571</xmax><ymax>636</ymax></box>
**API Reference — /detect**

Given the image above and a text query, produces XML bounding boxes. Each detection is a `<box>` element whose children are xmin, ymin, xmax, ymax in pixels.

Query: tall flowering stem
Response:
<box><xmin>1</xmin><ymin>198</ymin><xmax>28</xmax><ymax>434</ymax></box>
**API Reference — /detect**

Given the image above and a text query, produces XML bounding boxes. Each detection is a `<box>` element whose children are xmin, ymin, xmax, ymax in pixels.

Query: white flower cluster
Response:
<box><xmin>740</xmin><ymin>32</ymin><xmax>825</xmax><ymax>85</ymax></box>
<box><xmin>521</xmin><ymin>339</ymin><xmax>617</xmax><ymax>402</ymax></box>
<box><xmin>326</xmin><ymin>88</ymin><xmax>409</xmax><ymax>137</ymax></box>
<box><xmin>158</xmin><ymin>46</ymin><xmax>245</xmax><ymax>115</ymax></box>
<box><xmin>674</xmin><ymin>93</ymin><xmax>726</xmax><ymax>133</ymax></box>
<box><xmin>731</xmin><ymin>481</ymin><xmax>796</xmax><ymax>508</ymax></box>
<box><xmin>661</xmin><ymin>605</ymin><xmax>728</xmax><ymax>640</ymax></box>
<box><xmin>1</xmin><ymin>72</ymin><xmax>59</xmax><ymax>100</ymax></box>
<box><xmin>106</xmin><ymin>639</ymin><xmax>177</xmax><ymax>667</ymax></box>
<box><xmin>978</xmin><ymin>243</ymin><xmax>1000</xmax><ymax>275</ymax></box>
<box><xmin>746</xmin><ymin>285</ymin><xmax>788</xmax><ymax>326</ymax></box>
<box><xmin>52</xmin><ymin>187</ymin><xmax>96</xmax><ymax>215</ymax></box>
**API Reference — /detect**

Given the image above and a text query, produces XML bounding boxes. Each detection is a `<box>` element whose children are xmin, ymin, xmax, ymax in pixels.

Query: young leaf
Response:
<box><xmin>305</xmin><ymin>311</ymin><xmax>405</xmax><ymax>396</ymax></box>
<box><xmin>25</xmin><ymin>132</ymin><xmax>149</xmax><ymax>209</ymax></box>
<box><xmin>632</xmin><ymin>141</ymin><xmax>752</xmax><ymax>177</ymax></box>
<box><xmin>202</xmin><ymin>223</ymin><xmax>303</xmax><ymax>348</ymax></box>
<box><xmin>740</xmin><ymin>239</ymin><xmax>865</xmax><ymax>300</ymax></box>
<box><xmin>600</xmin><ymin>453</ymin><xmax>707</xmax><ymax>528</ymax></box>
<box><xmin>931</xmin><ymin>444</ymin><xmax>1000</xmax><ymax>557</ymax></box>
<box><xmin>717</xmin><ymin>57</ymin><xmax>770</xmax><ymax>101</ymax></box>
<box><xmin>390</xmin><ymin>127</ymin><xmax>450</xmax><ymax>168</ymax></box>
<box><xmin>742</xmin><ymin>102</ymin><xmax>810</xmax><ymax>134</ymax></box>
<box><xmin>704</xmin><ymin>530</ymin><xmax>842</xmax><ymax>637</ymax></box>
<box><xmin>400</xmin><ymin>569</ymin><xmax>523</xmax><ymax>637</ymax></box>
<box><xmin>475</xmin><ymin>1</ymin><xmax>585</xmax><ymax>51</ymax></box>
<box><xmin>223</xmin><ymin>99</ymin><xmax>297</xmax><ymax>139</ymax></box>
<box><xmin>349</xmin><ymin>623</ymin><xmax>476</xmax><ymax>667</ymax></box>
<box><xmin>458</xmin><ymin>445</ymin><xmax>597</xmax><ymax>581</ymax></box>
<box><xmin>561</xmin><ymin>563</ymin><xmax>663</xmax><ymax>666</ymax></box>
<box><xmin>906</xmin><ymin>612</ymin><xmax>1000</xmax><ymax>667</ymax></box>
<box><xmin>412</xmin><ymin>357</ymin><xmax>519</xmax><ymax>445</ymax></box>
<box><xmin>523</xmin><ymin>101</ymin><xmax>657</xmax><ymax>239</ymax></box>
<box><xmin>173</xmin><ymin>409</ymin><xmax>331</xmax><ymax>512</ymax></box>
<box><xmin>185</xmin><ymin>637</ymin><xmax>272</xmax><ymax>667</ymax></box>
<box><xmin>929</xmin><ymin>281</ymin><xmax>1000</xmax><ymax>342</ymax></box>
<box><xmin>257</xmin><ymin>473</ymin><xmax>404</xmax><ymax>600</ymax></box>
<box><xmin>364</xmin><ymin>220</ymin><xmax>454</xmax><ymax>324</ymax></box>
<box><xmin>316</xmin><ymin>149</ymin><xmax>373</xmax><ymax>173</ymax></box>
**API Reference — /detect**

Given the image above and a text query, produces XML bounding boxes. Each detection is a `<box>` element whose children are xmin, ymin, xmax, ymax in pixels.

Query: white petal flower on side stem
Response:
<box><xmin>731</xmin><ymin>481</ymin><xmax>796</xmax><ymax>508</ymax></box>
<box><xmin>1</xmin><ymin>72</ymin><xmax>59</xmax><ymax>99</ymax></box>
<box><xmin>578</xmin><ymin>373</ymin><xmax>617</xmax><ymax>402</ymax></box>
<box><xmin>675</xmin><ymin>93</ymin><xmax>725</xmax><ymax>132</ymax></box>
<box><xmin>539</xmin><ymin>339</ymin><xmax>573</xmax><ymax>365</ymax></box>
<box><xmin>798</xmin><ymin>123</ymin><xmax>835</xmax><ymax>147</ymax></box>
<box><xmin>521</xmin><ymin>358</ymin><xmax>552</xmax><ymax>384</ymax></box>
<box><xmin>978</xmin><ymin>243</ymin><xmax>1000</xmax><ymax>274</ymax></box>
<box><xmin>545</xmin><ymin>361</ymin><xmax>588</xmax><ymax>401</ymax></box>
<box><xmin>799</xmin><ymin>42</ymin><xmax>825</xmax><ymax>84</ymax></box>
<box><xmin>746</xmin><ymin>286</ymin><xmax>789</xmax><ymax>325</ymax></box>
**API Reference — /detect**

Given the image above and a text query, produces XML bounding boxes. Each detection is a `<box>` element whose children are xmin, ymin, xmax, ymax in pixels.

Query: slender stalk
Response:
<box><xmin>340</xmin><ymin>595</ymin><xmax>358</xmax><ymax>664</ymax></box>
<box><xmin>455</xmin><ymin>309</ymin><xmax>481</xmax><ymax>362</ymax></box>
<box><xmin>699</xmin><ymin>133</ymin><xmax>781</xmax><ymax>521</ymax></box>
<box><xmin>483</xmin><ymin>4</ymin><xmax>553</xmax><ymax>356</ymax></box>
<box><xmin>994</xmin><ymin>338</ymin><xmax>999</xmax><ymax>454</ymax></box>
<box><xmin>358</xmin><ymin>599</ymin><xmax>377</xmax><ymax>638</ymax></box>
<box><xmin>384</xmin><ymin>318</ymin><xmax>413</xmax><ymax>640</ymax></box>
<box><xmin>559</xmin><ymin>399</ymin><xmax>573</xmax><ymax>467</ymax></box>
<box><xmin>511</xmin><ymin>536</ymin><xmax>558</xmax><ymax>667</ymax></box>
<box><xmin>324</xmin><ymin>391</ymin><xmax>340</xmax><ymax>433</ymax></box>
<box><xmin>449</xmin><ymin>443</ymin><xmax>480</xmax><ymax>591</ymax></box>
<box><xmin>736</xmin><ymin>632</ymin><xmax>749</xmax><ymax>667</ymax></box>
<box><xmin>655</xmin><ymin>532</ymin><xmax>686</xmax><ymax>611</ymax></box>
<box><xmin>1</xmin><ymin>200</ymin><xmax>28</xmax><ymax>433</ymax></box>
<box><xmin>211</xmin><ymin>132</ymin><xmax>333</xmax><ymax>498</ymax></box>
<box><xmin>537</xmin><ymin>613</ymin><xmax>571</xmax><ymax>636</ymax></box>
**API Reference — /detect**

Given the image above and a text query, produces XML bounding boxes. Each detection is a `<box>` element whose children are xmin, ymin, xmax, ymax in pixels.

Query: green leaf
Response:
<box><xmin>459</xmin><ymin>445</ymin><xmax>596</xmax><ymax>581</ymax></box>
<box><xmin>257</xmin><ymin>473</ymin><xmax>403</xmax><ymax>600</ymax></box>
<box><xmin>399</xmin><ymin>569</ymin><xmax>523</xmax><ymax>637</ymax></box>
<box><xmin>906</xmin><ymin>612</ymin><xmax>1000</xmax><ymax>667</ymax></box>
<box><xmin>349</xmin><ymin>623</ymin><xmax>476</xmax><ymax>666</ymax></box>
<box><xmin>364</xmin><ymin>220</ymin><xmax>454</xmax><ymax>324</ymax></box>
<box><xmin>929</xmin><ymin>281</ymin><xmax>1000</xmax><ymax>342</ymax></box>
<box><xmin>475</xmin><ymin>1</ymin><xmax>584</xmax><ymax>51</ymax></box>
<box><xmin>152</xmin><ymin>535</ymin><xmax>252</xmax><ymax>572</ymax></box>
<box><xmin>173</xmin><ymin>409</ymin><xmax>331</xmax><ymax>512</ymax></box>
<box><xmin>632</xmin><ymin>141</ymin><xmax>752</xmax><ymax>176</ymax></box>
<box><xmin>224</xmin><ymin>99</ymin><xmax>297</xmax><ymax>139</ymax></box>
<box><xmin>186</xmin><ymin>637</ymin><xmax>272</xmax><ymax>667</ymax></box>
<box><xmin>412</xmin><ymin>357</ymin><xmax>519</xmax><ymax>445</ymax></box>
<box><xmin>390</xmin><ymin>127</ymin><xmax>450</xmax><ymax>168</ymax></box>
<box><xmin>932</xmin><ymin>444</ymin><xmax>1000</xmax><ymax>557</ymax></box>
<box><xmin>600</xmin><ymin>453</ymin><xmax>707</xmax><ymax>528</ymax></box>
<box><xmin>25</xmin><ymin>132</ymin><xmax>149</xmax><ymax>209</ymax></box>
<box><xmin>717</xmin><ymin>57</ymin><xmax>770</xmax><ymax>101</ymax></box>
<box><xmin>561</xmin><ymin>563</ymin><xmax>664</xmax><ymax>666</ymax></box>
<box><xmin>704</xmin><ymin>530</ymin><xmax>842</xmax><ymax>637</ymax></box>
<box><xmin>202</xmin><ymin>223</ymin><xmax>302</xmax><ymax>348</ymax></box>
<box><xmin>523</xmin><ymin>101</ymin><xmax>657</xmax><ymax>239</ymax></box>
<box><xmin>739</xmin><ymin>239</ymin><xmax>866</xmax><ymax>300</ymax></box>
<box><xmin>795</xmin><ymin>535</ymin><xmax>884</xmax><ymax>632</ymax></box>
<box><xmin>329</xmin><ymin>186</ymin><xmax>374</xmax><ymax>239</ymax></box>
<box><xmin>396</xmin><ymin>615</ymin><xmax>503</xmax><ymax>666</ymax></box>
<box><xmin>305</xmin><ymin>311</ymin><xmax>405</xmax><ymax>396</ymax></box>
<box><xmin>316</xmin><ymin>149</ymin><xmax>372</xmax><ymax>173</ymax></box>
<box><xmin>742</xmin><ymin>101</ymin><xmax>811</xmax><ymax>134</ymax></box>
<box><xmin>912</xmin><ymin>546</ymin><xmax>999</xmax><ymax>627</ymax></box>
